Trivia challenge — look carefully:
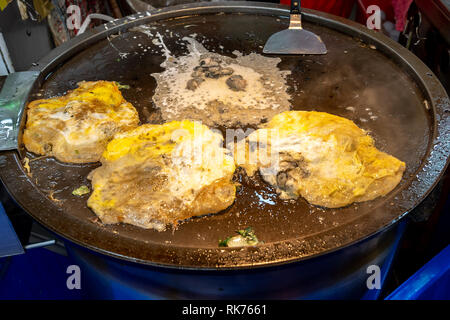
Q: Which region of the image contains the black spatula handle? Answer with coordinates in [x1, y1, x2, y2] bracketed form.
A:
[291, 0, 301, 15]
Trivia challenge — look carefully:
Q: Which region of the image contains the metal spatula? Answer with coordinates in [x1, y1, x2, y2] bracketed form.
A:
[263, 0, 327, 55]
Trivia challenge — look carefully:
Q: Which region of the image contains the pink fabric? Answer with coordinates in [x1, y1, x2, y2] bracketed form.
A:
[392, 0, 414, 31]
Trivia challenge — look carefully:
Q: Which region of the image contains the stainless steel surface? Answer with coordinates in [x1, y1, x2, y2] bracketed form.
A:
[263, 0, 327, 55]
[24, 239, 56, 250]
[0, 71, 39, 151]
[289, 14, 302, 29]
[263, 28, 328, 54]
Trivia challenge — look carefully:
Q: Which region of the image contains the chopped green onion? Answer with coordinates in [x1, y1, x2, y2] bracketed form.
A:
[114, 82, 130, 90]
[218, 227, 260, 247]
[72, 185, 90, 196]
[218, 236, 232, 247]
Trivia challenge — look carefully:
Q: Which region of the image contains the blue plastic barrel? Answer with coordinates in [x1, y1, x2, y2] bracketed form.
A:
[386, 245, 450, 300]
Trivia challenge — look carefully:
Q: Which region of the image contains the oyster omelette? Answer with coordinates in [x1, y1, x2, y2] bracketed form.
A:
[23, 80, 405, 231]
[87, 120, 236, 231]
[232, 111, 406, 208]
[23, 81, 139, 163]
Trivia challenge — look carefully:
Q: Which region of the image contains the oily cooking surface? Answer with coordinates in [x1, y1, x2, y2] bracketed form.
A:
[24, 13, 431, 248]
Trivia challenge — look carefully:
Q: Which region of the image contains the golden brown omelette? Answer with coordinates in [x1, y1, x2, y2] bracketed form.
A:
[87, 120, 237, 231]
[23, 81, 139, 163]
[231, 111, 406, 208]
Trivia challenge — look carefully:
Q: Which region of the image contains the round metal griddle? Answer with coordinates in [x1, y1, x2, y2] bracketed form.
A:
[0, 2, 449, 269]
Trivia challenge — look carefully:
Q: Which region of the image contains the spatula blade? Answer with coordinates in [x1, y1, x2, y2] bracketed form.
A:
[263, 29, 327, 55]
